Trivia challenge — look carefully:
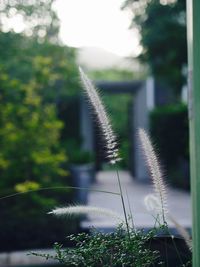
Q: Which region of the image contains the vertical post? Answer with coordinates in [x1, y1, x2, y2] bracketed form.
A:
[187, 0, 200, 266]
[132, 78, 155, 181]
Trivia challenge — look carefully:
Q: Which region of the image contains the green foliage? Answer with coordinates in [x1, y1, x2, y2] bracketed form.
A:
[103, 94, 132, 168]
[32, 225, 192, 266]
[68, 148, 94, 165]
[150, 104, 189, 189]
[0, 32, 80, 184]
[0, 71, 67, 188]
[0, 0, 60, 42]
[122, 0, 187, 96]
[0, 32, 80, 100]
[32, 226, 160, 267]
[0, 26, 80, 250]
[89, 68, 135, 81]
[0, 67, 78, 250]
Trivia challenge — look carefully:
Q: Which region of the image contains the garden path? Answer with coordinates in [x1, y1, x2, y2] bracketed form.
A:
[81, 170, 191, 232]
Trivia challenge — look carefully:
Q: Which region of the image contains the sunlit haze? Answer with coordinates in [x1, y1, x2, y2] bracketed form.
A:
[54, 0, 141, 57]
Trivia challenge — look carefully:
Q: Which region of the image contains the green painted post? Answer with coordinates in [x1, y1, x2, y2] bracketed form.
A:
[187, 0, 200, 266]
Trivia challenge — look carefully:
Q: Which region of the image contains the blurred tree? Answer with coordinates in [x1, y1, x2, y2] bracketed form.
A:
[0, 0, 81, 248]
[89, 68, 135, 81]
[0, 31, 80, 100]
[0, 68, 67, 192]
[0, 67, 79, 250]
[0, 29, 82, 192]
[122, 0, 187, 96]
[0, 31, 81, 158]
[0, 0, 59, 42]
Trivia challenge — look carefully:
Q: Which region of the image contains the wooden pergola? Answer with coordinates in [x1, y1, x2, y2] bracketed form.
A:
[187, 1, 200, 266]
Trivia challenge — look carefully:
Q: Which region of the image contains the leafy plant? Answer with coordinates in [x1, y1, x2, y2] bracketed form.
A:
[0, 68, 77, 251]
[33, 226, 160, 267]
[122, 0, 187, 97]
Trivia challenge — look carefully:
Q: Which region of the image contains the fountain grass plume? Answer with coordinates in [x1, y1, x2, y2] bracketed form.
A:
[168, 214, 192, 250]
[49, 205, 124, 222]
[79, 67, 120, 165]
[138, 128, 168, 224]
[79, 67, 130, 237]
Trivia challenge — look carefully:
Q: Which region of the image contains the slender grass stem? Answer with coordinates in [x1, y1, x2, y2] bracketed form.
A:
[126, 187, 135, 230]
[116, 169, 130, 239]
[0, 186, 120, 201]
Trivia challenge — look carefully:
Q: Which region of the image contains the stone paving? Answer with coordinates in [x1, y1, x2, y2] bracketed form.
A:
[0, 249, 57, 266]
[81, 170, 192, 231]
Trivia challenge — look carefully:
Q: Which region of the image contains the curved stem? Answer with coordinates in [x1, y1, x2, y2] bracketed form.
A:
[0, 186, 120, 201]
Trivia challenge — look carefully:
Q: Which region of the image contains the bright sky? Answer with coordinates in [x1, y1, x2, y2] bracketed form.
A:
[53, 0, 141, 57]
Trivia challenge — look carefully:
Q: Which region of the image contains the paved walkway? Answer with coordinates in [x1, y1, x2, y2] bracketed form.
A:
[81, 171, 191, 231]
[0, 249, 57, 266]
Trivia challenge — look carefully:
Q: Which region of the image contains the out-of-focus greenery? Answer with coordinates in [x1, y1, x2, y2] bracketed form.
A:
[0, 0, 60, 43]
[150, 104, 190, 190]
[103, 94, 132, 169]
[122, 0, 187, 97]
[0, 57, 79, 250]
[0, 71, 67, 188]
[0, 32, 80, 100]
[0, 5, 81, 248]
[90, 68, 135, 81]
[64, 139, 94, 164]
[0, 66, 78, 251]
[123, 0, 189, 185]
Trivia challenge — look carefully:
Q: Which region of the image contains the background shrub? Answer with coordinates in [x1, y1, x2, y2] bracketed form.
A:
[150, 104, 189, 190]
[0, 32, 81, 251]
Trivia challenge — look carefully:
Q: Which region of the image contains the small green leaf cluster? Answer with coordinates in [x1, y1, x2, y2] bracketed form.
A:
[38, 226, 160, 267]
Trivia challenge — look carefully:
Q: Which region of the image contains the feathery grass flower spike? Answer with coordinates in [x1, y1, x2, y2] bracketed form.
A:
[138, 128, 168, 223]
[79, 67, 121, 165]
[49, 205, 124, 223]
[79, 67, 130, 237]
[168, 214, 192, 250]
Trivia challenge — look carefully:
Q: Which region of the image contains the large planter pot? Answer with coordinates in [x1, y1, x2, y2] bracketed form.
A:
[147, 236, 191, 266]
[69, 163, 95, 205]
